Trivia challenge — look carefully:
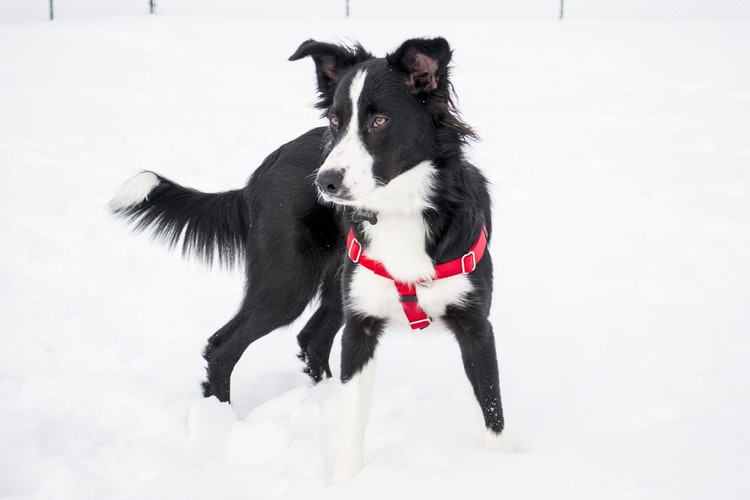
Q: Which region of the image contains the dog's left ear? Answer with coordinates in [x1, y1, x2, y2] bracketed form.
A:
[289, 40, 373, 110]
[386, 37, 452, 94]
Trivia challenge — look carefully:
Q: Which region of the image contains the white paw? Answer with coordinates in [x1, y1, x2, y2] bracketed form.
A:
[484, 430, 515, 453]
[332, 457, 363, 484]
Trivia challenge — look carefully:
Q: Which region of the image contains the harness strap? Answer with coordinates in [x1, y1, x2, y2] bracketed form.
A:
[346, 224, 487, 330]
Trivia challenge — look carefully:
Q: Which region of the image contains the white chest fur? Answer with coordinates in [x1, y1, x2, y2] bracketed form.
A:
[346, 213, 474, 326]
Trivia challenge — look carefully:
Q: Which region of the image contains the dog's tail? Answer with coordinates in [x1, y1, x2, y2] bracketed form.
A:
[110, 171, 248, 268]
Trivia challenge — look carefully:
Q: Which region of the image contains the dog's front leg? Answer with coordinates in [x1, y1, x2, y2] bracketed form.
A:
[444, 306, 510, 450]
[333, 316, 384, 483]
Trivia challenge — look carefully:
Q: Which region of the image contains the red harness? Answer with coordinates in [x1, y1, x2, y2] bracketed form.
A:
[346, 224, 488, 330]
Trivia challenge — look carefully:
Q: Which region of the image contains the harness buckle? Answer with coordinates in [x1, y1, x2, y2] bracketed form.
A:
[416, 277, 434, 288]
[461, 251, 477, 274]
[348, 237, 362, 264]
[409, 318, 432, 329]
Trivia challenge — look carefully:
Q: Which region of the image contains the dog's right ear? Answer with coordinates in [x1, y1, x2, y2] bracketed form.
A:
[289, 40, 373, 109]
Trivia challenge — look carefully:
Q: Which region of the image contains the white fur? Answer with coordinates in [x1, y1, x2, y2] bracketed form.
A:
[416, 274, 474, 319]
[359, 160, 438, 214]
[346, 161, 474, 325]
[326, 65, 482, 480]
[110, 171, 160, 210]
[364, 211, 433, 281]
[348, 264, 474, 327]
[333, 360, 376, 483]
[318, 70, 377, 203]
[359, 161, 439, 281]
[348, 267, 404, 320]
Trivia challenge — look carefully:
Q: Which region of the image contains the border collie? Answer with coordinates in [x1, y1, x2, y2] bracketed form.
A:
[111, 37, 507, 481]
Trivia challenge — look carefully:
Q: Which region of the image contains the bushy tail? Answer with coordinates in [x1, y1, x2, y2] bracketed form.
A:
[110, 171, 249, 268]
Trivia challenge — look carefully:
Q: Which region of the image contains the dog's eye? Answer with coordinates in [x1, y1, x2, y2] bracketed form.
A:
[371, 116, 388, 129]
[329, 116, 340, 129]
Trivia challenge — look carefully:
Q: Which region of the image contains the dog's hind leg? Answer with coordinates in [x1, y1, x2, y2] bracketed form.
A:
[202, 312, 253, 403]
[297, 263, 344, 382]
[202, 299, 315, 403]
[444, 306, 506, 439]
[202, 263, 322, 403]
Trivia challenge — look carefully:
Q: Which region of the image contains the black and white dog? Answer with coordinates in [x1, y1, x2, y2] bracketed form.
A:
[112, 37, 507, 481]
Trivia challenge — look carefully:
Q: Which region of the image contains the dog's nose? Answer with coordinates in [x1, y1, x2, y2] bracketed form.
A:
[316, 169, 344, 195]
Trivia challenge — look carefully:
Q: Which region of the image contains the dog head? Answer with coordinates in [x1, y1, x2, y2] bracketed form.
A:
[290, 38, 474, 212]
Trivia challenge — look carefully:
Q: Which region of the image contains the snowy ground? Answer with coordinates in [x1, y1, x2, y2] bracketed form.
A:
[1, 9, 749, 500]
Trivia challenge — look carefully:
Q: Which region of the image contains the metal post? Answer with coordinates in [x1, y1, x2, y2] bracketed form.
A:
[150, 0, 155, 15]
[346, 0, 350, 18]
[559, 0, 564, 20]
[49, 0, 54, 20]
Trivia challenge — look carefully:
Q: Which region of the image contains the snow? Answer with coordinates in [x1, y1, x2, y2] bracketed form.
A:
[1, 4, 750, 499]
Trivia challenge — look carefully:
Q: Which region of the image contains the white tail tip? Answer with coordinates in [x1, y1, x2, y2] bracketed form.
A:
[110, 171, 160, 210]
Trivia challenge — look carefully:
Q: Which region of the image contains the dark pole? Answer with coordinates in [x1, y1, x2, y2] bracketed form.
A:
[49, 0, 54, 20]
[346, 0, 350, 18]
[559, 0, 564, 20]
[150, 0, 155, 15]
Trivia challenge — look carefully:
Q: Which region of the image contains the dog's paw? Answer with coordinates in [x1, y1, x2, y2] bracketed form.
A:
[484, 430, 515, 454]
[332, 456, 363, 484]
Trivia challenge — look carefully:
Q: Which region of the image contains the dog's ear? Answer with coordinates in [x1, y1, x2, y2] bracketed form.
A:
[387, 37, 476, 140]
[289, 40, 373, 109]
[386, 37, 452, 94]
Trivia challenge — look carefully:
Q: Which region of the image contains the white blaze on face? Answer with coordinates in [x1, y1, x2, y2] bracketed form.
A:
[318, 69, 377, 204]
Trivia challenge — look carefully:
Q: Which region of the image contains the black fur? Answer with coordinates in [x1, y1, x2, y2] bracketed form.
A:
[111, 174, 249, 268]
[113, 128, 347, 401]
[112, 38, 504, 442]
[296, 37, 503, 437]
[288, 40, 374, 112]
